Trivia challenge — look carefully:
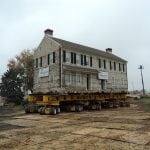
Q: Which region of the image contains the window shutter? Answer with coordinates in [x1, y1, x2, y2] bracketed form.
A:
[104, 60, 106, 69]
[81, 54, 83, 65]
[74, 53, 76, 64]
[84, 55, 86, 65]
[53, 52, 55, 63]
[90, 56, 92, 67]
[99, 59, 101, 68]
[71, 52, 73, 64]
[40, 57, 42, 67]
[36, 58, 38, 68]
[48, 54, 50, 65]
[63, 51, 66, 62]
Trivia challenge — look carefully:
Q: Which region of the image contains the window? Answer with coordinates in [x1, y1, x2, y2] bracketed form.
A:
[110, 61, 112, 70]
[65, 73, 70, 85]
[40, 57, 42, 67]
[71, 73, 76, 84]
[90, 56, 92, 67]
[84, 55, 90, 66]
[76, 54, 81, 65]
[104, 60, 106, 69]
[114, 62, 116, 71]
[48, 52, 55, 64]
[99, 59, 101, 68]
[36, 58, 38, 68]
[66, 52, 71, 63]
[76, 74, 81, 84]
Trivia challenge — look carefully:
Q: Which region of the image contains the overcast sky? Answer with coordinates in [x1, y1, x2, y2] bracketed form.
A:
[0, 0, 150, 91]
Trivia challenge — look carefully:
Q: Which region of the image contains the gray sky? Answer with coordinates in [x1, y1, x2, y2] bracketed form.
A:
[0, 0, 150, 91]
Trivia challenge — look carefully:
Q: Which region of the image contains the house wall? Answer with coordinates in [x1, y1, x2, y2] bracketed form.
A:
[33, 35, 61, 93]
[62, 49, 128, 93]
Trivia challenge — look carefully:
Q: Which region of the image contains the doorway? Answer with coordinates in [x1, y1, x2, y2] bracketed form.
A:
[87, 74, 90, 90]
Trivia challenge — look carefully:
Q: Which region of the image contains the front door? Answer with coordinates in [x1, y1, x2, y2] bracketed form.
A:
[87, 74, 90, 90]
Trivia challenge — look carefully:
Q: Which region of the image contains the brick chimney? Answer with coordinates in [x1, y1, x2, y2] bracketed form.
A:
[44, 29, 53, 36]
[106, 48, 112, 53]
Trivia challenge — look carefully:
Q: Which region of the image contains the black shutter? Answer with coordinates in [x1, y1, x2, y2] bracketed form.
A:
[99, 59, 101, 68]
[74, 53, 76, 64]
[63, 51, 66, 62]
[90, 56, 92, 67]
[36, 58, 38, 68]
[104, 60, 106, 69]
[114, 62, 116, 70]
[81, 54, 83, 65]
[84, 55, 86, 65]
[71, 52, 73, 64]
[40, 57, 42, 67]
[53, 52, 55, 63]
[48, 54, 50, 65]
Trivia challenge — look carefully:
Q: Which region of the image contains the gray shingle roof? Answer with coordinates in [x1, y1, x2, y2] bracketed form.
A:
[52, 37, 127, 62]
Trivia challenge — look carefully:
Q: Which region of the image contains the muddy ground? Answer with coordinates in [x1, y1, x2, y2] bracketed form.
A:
[0, 101, 150, 150]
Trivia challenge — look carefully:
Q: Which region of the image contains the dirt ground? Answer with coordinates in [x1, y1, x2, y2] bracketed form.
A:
[0, 101, 150, 150]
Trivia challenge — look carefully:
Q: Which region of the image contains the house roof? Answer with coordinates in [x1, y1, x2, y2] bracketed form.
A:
[52, 37, 127, 62]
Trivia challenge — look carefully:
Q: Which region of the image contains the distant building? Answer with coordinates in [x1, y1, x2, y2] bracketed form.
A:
[33, 29, 128, 93]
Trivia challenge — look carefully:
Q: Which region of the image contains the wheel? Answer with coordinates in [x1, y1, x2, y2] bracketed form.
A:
[96, 104, 101, 110]
[40, 107, 45, 115]
[56, 107, 60, 113]
[51, 108, 57, 115]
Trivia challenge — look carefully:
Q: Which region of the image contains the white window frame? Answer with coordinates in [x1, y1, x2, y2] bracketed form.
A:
[65, 73, 70, 85]
[76, 54, 81, 65]
[86, 56, 90, 66]
[66, 52, 71, 63]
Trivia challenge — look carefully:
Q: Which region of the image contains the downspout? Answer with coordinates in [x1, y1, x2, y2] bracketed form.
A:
[59, 47, 62, 88]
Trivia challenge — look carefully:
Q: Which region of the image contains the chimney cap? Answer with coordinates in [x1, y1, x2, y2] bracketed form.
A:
[44, 29, 53, 36]
[106, 48, 112, 53]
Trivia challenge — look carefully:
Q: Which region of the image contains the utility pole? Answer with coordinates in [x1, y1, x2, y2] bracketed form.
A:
[138, 65, 145, 95]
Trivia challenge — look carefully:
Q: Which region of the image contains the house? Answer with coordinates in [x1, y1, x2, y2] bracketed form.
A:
[33, 29, 128, 94]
